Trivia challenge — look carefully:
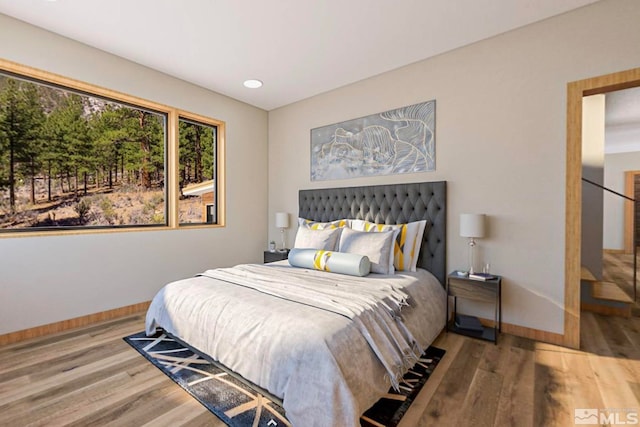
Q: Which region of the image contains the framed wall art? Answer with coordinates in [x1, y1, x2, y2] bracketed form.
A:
[310, 100, 435, 181]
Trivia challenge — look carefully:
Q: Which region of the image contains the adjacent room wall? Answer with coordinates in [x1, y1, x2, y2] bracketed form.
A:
[581, 95, 605, 279]
[0, 14, 269, 335]
[268, 0, 640, 334]
[603, 151, 640, 250]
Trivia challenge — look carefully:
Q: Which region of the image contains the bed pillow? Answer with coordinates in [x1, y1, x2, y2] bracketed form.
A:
[298, 218, 350, 230]
[293, 226, 342, 251]
[288, 248, 371, 277]
[351, 219, 428, 272]
[338, 227, 396, 274]
[410, 220, 431, 271]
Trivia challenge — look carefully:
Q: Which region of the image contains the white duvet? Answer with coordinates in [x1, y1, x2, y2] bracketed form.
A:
[145, 261, 446, 427]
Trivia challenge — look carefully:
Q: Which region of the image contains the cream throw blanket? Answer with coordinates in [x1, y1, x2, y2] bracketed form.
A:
[146, 263, 446, 426]
[200, 264, 421, 389]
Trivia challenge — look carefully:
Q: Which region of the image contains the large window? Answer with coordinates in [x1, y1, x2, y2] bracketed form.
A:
[0, 60, 224, 235]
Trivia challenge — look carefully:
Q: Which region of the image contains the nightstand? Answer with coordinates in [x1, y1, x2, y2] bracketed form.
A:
[446, 272, 502, 344]
[264, 250, 289, 264]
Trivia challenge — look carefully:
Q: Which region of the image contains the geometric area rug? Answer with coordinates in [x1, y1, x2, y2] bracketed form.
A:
[124, 330, 445, 427]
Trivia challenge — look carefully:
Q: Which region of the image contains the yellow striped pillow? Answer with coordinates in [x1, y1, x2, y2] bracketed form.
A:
[298, 218, 350, 230]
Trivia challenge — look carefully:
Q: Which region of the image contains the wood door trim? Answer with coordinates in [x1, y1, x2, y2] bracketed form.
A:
[624, 171, 640, 253]
[566, 67, 640, 349]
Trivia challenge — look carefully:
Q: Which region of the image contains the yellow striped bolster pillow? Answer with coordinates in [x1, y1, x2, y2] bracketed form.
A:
[288, 248, 371, 277]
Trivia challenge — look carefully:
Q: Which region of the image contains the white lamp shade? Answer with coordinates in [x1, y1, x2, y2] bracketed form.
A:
[460, 213, 485, 238]
[275, 212, 289, 229]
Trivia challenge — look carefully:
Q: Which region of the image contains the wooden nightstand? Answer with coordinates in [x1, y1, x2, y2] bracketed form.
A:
[446, 272, 502, 344]
[264, 250, 289, 264]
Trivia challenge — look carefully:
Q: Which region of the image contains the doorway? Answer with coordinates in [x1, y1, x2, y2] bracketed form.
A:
[624, 171, 640, 253]
[565, 67, 640, 349]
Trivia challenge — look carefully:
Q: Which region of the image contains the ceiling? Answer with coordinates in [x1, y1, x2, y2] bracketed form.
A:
[605, 87, 640, 154]
[606, 87, 640, 128]
[0, 0, 600, 111]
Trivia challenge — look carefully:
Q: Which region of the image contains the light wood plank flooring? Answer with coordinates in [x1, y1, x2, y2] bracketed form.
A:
[0, 312, 638, 427]
[603, 250, 640, 315]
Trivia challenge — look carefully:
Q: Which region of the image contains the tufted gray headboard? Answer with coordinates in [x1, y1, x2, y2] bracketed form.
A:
[299, 181, 447, 285]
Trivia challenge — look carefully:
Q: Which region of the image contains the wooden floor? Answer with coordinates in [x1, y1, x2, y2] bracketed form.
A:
[603, 250, 640, 315]
[0, 313, 638, 427]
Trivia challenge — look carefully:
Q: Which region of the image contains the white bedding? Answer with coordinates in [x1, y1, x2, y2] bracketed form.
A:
[145, 261, 446, 427]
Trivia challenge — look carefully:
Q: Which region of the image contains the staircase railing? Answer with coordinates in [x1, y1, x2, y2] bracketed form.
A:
[582, 177, 637, 302]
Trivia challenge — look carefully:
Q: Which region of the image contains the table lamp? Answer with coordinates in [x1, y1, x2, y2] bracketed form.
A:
[275, 212, 290, 252]
[460, 213, 485, 274]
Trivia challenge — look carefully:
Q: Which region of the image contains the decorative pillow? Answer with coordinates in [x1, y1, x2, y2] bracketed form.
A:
[338, 227, 396, 275]
[350, 219, 428, 272]
[411, 220, 431, 271]
[293, 226, 342, 251]
[288, 248, 371, 277]
[298, 218, 350, 230]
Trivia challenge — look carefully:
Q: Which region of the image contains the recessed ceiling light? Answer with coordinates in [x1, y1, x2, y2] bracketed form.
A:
[243, 79, 263, 89]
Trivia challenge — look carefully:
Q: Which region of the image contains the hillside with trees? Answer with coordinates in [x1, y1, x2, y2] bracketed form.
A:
[0, 74, 172, 229]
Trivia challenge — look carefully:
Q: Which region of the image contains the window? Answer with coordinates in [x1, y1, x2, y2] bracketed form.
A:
[0, 60, 224, 235]
[178, 116, 218, 225]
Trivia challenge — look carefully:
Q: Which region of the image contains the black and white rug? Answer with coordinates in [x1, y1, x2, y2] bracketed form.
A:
[124, 331, 444, 427]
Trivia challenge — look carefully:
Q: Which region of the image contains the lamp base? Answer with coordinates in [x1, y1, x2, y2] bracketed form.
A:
[468, 238, 477, 275]
[279, 228, 287, 252]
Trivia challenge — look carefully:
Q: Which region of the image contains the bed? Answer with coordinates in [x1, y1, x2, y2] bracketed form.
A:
[145, 181, 447, 427]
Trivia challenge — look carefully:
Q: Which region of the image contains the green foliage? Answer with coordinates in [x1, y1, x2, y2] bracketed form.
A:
[0, 70, 169, 227]
[150, 193, 164, 206]
[43, 94, 92, 190]
[74, 198, 91, 224]
[99, 196, 117, 224]
[143, 199, 156, 215]
[151, 212, 165, 224]
[179, 120, 215, 189]
[0, 78, 46, 207]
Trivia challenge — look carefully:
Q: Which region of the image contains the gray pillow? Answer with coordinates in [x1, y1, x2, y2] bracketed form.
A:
[293, 226, 342, 251]
[288, 248, 371, 277]
[338, 227, 396, 274]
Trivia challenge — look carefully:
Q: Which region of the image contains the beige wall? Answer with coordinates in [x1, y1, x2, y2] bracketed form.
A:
[0, 14, 268, 334]
[268, 0, 640, 334]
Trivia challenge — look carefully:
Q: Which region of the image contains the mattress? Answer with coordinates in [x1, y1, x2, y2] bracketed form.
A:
[145, 261, 446, 427]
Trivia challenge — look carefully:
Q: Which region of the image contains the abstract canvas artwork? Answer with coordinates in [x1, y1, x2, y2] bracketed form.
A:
[310, 100, 435, 181]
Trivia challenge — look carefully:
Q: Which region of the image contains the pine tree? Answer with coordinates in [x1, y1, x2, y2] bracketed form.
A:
[179, 120, 215, 190]
[16, 82, 46, 204]
[0, 79, 46, 210]
[89, 104, 128, 189]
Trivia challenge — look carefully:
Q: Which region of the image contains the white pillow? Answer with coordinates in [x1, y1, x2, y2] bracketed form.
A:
[338, 227, 396, 274]
[351, 219, 428, 272]
[293, 226, 342, 251]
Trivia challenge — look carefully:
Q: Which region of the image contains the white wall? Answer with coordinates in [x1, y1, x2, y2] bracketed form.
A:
[268, 0, 640, 334]
[606, 124, 640, 154]
[0, 15, 269, 335]
[581, 95, 605, 279]
[603, 151, 640, 249]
